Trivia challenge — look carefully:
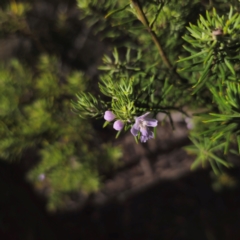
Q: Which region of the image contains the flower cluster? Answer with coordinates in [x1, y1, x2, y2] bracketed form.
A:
[104, 111, 158, 143]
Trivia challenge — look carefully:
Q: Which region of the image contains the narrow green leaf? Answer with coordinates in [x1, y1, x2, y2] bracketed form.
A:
[103, 55, 112, 63]
[182, 35, 194, 43]
[98, 66, 113, 71]
[180, 66, 203, 72]
[126, 48, 131, 63]
[218, 62, 225, 83]
[115, 130, 121, 139]
[209, 113, 240, 118]
[113, 48, 119, 64]
[192, 56, 213, 92]
[224, 58, 235, 76]
[177, 50, 207, 63]
[228, 13, 238, 25]
[103, 121, 110, 128]
[184, 145, 199, 154]
[210, 142, 226, 152]
[104, 4, 129, 18]
[233, 15, 240, 28]
[208, 153, 231, 167]
[212, 7, 217, 15]
[161, 84, 173, 98]
[191, 157, 202, 170]
[182, 45, 198, 54]
[186, 26, 201, 39]
[206, 10, 211, 23]
[203, 49, 213, 64]
[224, 132, 231, 154]
[228, 5, 233, 20]
[199, 14, 210, 30]
[189, 137, 201, 148]
[209, 160, 220, 175]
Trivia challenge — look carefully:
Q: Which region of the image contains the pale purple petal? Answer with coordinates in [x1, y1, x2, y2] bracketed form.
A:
[136, 112, 151, 120]
[148, 131, 154, 139]
[140, 134, 154, 142]
[104, 110, 116, 121]
[140, 128, 154, 138]
[130, 123, 140, 136]
[113, 120, 124, 131]
[140, 133, 154, 142]
[145, 118, 158, 127]
[140, 135, 148, 143]
[140, 128, 149, 136]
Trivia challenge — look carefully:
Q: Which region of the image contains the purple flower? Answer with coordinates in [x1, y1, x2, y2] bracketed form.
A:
[130, 112, 158, 143]
[104, 110, 116, 121]
[113, 120, 124, 131]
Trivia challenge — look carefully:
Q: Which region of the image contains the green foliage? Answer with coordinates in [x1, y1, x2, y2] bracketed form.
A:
[78, 0, 200, 64]
[72, 46, 177, 141]
[178, 7, 240, 92]
[76, 0, 122, 37]
[35, 141, 121, 211]
[175, 5, 240, 170]
[0, 56, 121, 211]
[0, 2, 31, 35]
[75, 1, 240, 172]
[72, 92, 105, 119]
[74, 0, 200, 142]
[186, 135, 233, 174]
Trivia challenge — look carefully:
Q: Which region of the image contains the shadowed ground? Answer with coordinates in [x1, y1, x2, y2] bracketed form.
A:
[1, 159, 240, 240]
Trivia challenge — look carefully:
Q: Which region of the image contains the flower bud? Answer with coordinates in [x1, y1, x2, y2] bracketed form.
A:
[113, 120, 124, 131]
[104, 110, 116, 121]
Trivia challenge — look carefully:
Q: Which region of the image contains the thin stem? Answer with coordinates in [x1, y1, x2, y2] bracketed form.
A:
[131, 0, 171, 68]
[149, 2, 164, 30]
[130, 0, 187, 83]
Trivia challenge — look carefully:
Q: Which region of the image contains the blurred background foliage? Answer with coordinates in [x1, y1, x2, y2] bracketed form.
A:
[0, 54, 122, 211]
[0, 0, 122, 211]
